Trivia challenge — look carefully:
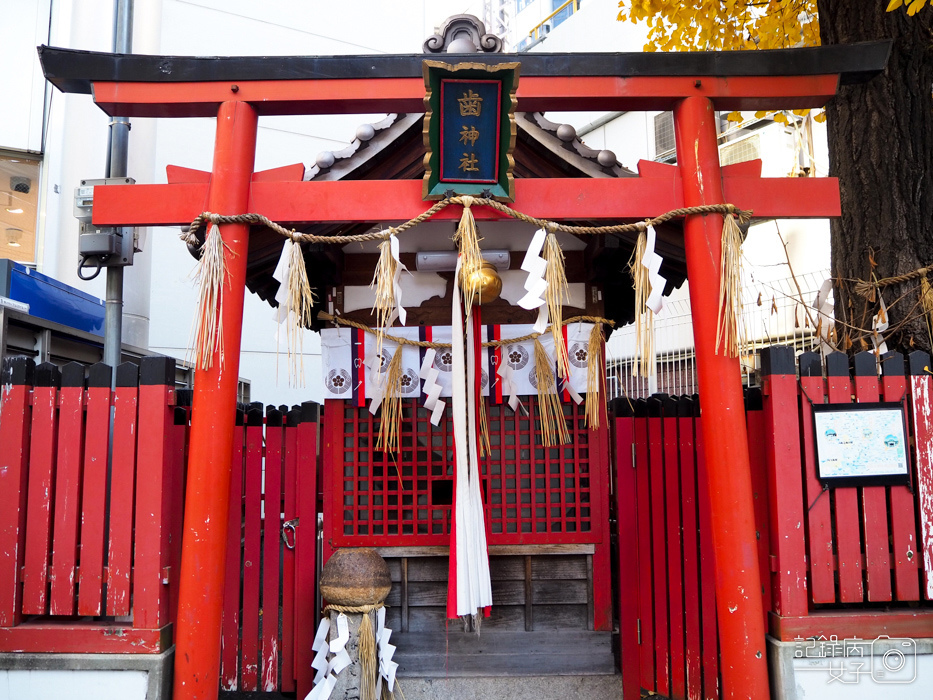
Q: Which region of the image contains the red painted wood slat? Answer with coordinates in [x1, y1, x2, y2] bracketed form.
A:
[77, 377, 113, 616]
[22, 368, 60, 616]
[746, 404, 773, 625]
[908, 353, 933, 600]
[799, 363, 835, 604]
[107, 372, 138, 617]
[761, 349, 808, 616]
[134, 359, 175, 629]
[296, 403, 321, 700]
[49, 375, 85, 616]
[663, 407, 685, 700]
[591, 401, 613, 632]
[633, 406, 655, 690]
[0, 359, 34, 627]
[696, 417, 721, 700]
[281, 413, 299, 693]
[648, 404, 669, 696]
[261, 413, 285, 691]
[240, 412, 264, 691]
[168, 407, 188, 625]
[853, 360, 892, 602]
[221, 415, 245, 691]
[678, 406, 702, 700]
[826, 360, 864, 603]
[882, 355, 920, 601]
[612, 409, 640, 700]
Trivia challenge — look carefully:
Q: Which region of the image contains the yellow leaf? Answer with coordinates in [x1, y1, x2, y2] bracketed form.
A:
[813, 111, 827, 123]
[907, 0, 926, 15]
[886, 0, 903, 10]
[754, 110, 768, 119]
[725, 110, 743, 122]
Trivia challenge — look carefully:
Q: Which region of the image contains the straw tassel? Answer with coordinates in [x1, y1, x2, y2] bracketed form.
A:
[716, 213, 745, 357]
[376, 349, 404, 453]
[358, 611, 378, 700]
[191, 222, 232, 371]
[479, 396, 491, 458]
[453, 196, 484, 319]
[628, 230, 654, 377]
[371, 234, 398, 357]
[543, 232, 572, 379]
[533, 338, 570, 447]
[585, 323, 606, 430]
[284, 240, 316, 385]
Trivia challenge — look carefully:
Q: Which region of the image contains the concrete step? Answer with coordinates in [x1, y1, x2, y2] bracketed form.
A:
[397, 674, 626, 700]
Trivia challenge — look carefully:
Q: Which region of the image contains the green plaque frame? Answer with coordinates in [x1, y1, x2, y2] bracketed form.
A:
[422, 60, 520, 202]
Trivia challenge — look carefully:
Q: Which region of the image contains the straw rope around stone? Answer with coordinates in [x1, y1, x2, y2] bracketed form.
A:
[853, 263, 933, 301]
[180, 200, 752, 249]
[323, 603, 386, 614]
[316, 311, 615, 349]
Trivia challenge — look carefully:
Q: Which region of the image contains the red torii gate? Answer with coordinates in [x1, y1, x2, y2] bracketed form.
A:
[40, 41, 890, 700]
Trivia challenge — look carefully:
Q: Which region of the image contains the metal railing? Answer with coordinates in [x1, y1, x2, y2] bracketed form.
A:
[606, 269, 831, 400]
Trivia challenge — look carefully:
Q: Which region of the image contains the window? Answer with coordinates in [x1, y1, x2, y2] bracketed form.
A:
[1, 153, 40, 264]
[653, 112, 676, 162]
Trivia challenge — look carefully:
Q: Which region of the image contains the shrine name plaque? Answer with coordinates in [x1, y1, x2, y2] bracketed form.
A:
[423, 60, 519, 202]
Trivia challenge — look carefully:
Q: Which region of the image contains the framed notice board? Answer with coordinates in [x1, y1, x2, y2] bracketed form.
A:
[812, 402, 910, 487]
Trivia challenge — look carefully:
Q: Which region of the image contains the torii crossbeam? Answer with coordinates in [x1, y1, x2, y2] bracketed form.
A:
[40, 41, 890, 700]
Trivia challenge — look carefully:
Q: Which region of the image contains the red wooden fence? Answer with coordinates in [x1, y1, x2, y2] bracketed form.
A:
[0, 356, 182, 653]
[613, 392, 767, 700]
[612, 346, 933, 700]
[0, 351, 321, 695]
[219, 400, 320, 697]
[761, 347, 933, 642]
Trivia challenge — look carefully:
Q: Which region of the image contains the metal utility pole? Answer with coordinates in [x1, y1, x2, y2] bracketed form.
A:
[103, 0, 133, 370]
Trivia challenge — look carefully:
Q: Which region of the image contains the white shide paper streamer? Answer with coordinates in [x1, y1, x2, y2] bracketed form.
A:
[641, 225, 667, 315]
[517, 228, 550, 333]
[419, 348, 446, 426]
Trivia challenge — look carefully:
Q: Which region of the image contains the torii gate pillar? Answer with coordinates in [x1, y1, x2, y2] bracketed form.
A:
[675, 95, 769, 698]
[173, 100, 258, 699]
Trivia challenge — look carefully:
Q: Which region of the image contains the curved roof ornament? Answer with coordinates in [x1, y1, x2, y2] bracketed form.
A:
[423, 14, 503, 54]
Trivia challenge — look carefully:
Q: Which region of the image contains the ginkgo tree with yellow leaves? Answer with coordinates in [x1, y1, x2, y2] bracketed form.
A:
[618, 0, 933, 353]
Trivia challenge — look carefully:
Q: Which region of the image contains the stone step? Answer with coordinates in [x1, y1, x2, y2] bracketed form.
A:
[398, 675, 627, 700]
[393, 630, 616, 676]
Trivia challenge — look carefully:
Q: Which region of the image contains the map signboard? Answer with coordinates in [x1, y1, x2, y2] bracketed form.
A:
[812, 402, 909, 486]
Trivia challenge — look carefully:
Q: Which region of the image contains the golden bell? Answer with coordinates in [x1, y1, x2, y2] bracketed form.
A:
[460, 260, 503, 305]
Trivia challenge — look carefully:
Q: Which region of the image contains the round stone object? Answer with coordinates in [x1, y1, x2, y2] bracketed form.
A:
[320, 547, 391, 606]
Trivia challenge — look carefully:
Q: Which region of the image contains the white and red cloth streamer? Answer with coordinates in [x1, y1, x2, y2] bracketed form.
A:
[447, 257, 493, 620]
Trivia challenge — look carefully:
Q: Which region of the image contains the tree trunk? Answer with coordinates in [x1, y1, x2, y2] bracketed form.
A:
[819, 1, 933, 353]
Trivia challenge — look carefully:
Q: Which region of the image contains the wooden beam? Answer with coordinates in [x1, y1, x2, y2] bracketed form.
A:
[0, 622, 171, 653]
[770, 610, 933, 642]
[92, 176, 840, 228]
[90, 75, 841, 118]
